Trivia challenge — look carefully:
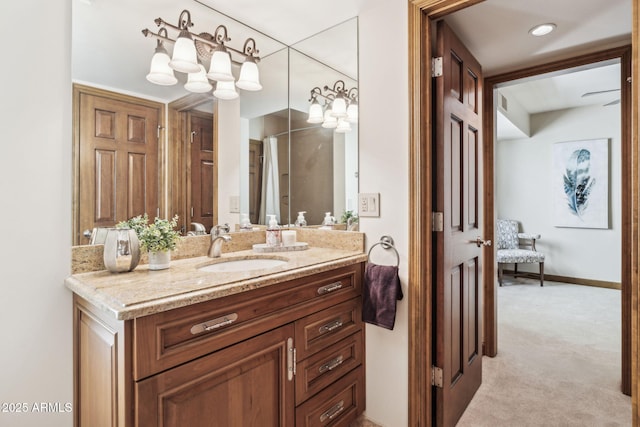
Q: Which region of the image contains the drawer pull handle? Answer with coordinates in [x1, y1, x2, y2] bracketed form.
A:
[317, 281, 343, 295]
[190, 313, 238, 335]
[320, 400, 345, 422]
[319, 319, 343, 334]
[319, 355, 344, 374]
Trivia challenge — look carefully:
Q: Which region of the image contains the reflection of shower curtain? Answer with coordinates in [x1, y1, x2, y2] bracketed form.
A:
[259, 136, 280, 224]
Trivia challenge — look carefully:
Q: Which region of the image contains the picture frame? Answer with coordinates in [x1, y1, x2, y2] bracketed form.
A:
[551, 138, 609, 229]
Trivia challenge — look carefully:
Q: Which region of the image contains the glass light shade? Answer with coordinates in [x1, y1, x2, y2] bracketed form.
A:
[322, 110, 338, 129]
[214, 80, 239, 100]
[330, 95, 348, 118]
[168, 31, 200, 74]
[307, 101, 324, 124]
[206, 47, 234, 82]
[184, 65, 213, 93]
[146, 45, 177, 86]
[236, 60, 262, 91]
[346, 102, 359, 123]
[336, 118, 352, 133]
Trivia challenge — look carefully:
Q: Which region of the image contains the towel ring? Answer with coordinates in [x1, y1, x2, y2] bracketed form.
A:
[367, 235, 400, 268]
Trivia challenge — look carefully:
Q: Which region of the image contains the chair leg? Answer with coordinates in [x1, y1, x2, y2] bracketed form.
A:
[514, 263, 518, 276]
[498, 263, 503, 286]
[540, 262, 544, 287]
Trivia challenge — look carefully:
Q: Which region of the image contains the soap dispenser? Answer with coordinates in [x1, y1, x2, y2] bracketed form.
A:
[294, 211, 307, 227]
[266, 214, 282, 247]
[239, 213, 252, 231]
[320, 212, 336, 230]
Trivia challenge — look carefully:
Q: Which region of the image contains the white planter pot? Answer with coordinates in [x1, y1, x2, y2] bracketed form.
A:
[148, 250, 171, 270]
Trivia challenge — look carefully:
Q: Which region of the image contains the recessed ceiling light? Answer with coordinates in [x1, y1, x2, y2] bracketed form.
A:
[529, 23, 557, 37]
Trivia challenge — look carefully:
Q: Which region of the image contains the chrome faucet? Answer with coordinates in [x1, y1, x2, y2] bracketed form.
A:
[208, 224, 231, 258]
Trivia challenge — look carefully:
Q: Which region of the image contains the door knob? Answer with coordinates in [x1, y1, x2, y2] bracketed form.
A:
[83, 229, 92, 238]
[470, 237, 491, 247]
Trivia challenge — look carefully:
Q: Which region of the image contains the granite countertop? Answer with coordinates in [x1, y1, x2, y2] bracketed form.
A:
[66, 246, 367, 321]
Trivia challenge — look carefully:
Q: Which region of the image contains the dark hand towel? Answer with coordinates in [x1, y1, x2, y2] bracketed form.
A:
[362, 263, 403, 330]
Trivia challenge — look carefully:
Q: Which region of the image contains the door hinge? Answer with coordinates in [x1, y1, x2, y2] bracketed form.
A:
[157, 125, 164, 139]
[432, 212, 444, 232]
[431, 366, 443, 388]
[432, 57, 443, 77]
[190, 206, 194, 218]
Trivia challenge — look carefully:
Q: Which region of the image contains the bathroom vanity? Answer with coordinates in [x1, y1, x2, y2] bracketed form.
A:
[66, 232, 367, 427]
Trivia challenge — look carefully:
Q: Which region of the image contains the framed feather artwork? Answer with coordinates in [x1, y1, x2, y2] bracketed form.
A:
[552, 138, 609, 229]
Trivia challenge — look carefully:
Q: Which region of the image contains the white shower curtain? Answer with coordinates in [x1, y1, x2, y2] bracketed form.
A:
[259, 136, 280, 224]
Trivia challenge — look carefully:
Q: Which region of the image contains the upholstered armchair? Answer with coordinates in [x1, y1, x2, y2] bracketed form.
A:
[496, 219, 545, 286]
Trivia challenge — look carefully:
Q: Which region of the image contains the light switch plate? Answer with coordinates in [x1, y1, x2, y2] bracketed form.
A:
[229, 196, 240, 213]
[358, 193, 380, 217]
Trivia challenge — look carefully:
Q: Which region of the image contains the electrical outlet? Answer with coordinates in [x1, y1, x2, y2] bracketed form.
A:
[358, 193, 380, 217]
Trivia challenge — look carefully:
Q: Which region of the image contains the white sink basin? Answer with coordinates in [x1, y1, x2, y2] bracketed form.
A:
[198, 258, 288, 273]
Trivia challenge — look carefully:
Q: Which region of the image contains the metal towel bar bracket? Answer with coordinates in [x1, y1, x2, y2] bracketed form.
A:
[367, 235, 400, 267]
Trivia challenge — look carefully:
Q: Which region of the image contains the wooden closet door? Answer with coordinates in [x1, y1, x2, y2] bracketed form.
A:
[189, 112, 215, 232]
[77, 92, 159, 244]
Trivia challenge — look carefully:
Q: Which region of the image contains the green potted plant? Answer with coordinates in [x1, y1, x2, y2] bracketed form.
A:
[340, 210, 359, 231]
[118, 214, 180, 270]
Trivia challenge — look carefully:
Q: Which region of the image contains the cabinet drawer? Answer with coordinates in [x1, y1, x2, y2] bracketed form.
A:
[295, 298, 362, 361]
[296, 332, 363, 405]
[295, 366, 364, 427]
[133, 263, 362, 380]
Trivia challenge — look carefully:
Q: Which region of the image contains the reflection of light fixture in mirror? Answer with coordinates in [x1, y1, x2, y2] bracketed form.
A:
[236, 39, 262, 91]
[335, 118, 352, 133]
[207, 26, 234, 82]
[321, 110, 338, 129]
[141, 9, 262, 96]
[184, 64, 213, 93]
[146, 28, 178, 86]
[307, 98, 324, 124]
[307, 81, 358, 131]
[213, 80, 239, 100]
[346, 88, 359, 123]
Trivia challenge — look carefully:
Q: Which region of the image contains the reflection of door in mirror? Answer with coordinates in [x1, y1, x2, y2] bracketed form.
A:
[73, 85, 163, 245]
[188, 111, 215, 233]
[248, 139, 263, 225]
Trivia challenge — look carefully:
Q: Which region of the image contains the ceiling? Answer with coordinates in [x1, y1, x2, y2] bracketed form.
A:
[73, 0, 632, 117]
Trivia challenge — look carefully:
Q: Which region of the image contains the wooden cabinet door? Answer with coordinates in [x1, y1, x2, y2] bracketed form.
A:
[188, 111, 215, 232]
[136, 324, 295, 427]
[76, 90, 160, 244]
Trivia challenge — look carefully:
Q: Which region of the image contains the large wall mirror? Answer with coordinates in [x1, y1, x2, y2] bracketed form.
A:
[72, 0, 358, 244]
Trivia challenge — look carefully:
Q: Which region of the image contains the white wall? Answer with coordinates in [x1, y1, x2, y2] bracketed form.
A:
[497, 104, 621, 282]
[359, 1, 409, 425]
[0, 1, 73, 426]
[217, 98, 242, 226]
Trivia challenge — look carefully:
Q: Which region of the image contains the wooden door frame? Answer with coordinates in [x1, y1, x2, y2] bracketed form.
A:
[483, 46, 632, 393]
[408, 1, 640, 425]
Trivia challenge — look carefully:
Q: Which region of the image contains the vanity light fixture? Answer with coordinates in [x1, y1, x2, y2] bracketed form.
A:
[307, 80, 358, 132]
[528, 23, 556, 37]
[141, 9, 262, 98]
[145, 28, 178, 86]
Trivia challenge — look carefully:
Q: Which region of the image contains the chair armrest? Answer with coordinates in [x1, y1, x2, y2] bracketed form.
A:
[517, 233, 541, 240]
[517, 233, 540, 251]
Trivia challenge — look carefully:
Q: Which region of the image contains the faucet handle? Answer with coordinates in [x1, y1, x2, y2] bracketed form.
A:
[212, 223, 230, 237]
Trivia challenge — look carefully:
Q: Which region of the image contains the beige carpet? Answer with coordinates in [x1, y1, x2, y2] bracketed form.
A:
[457, 278, 631, 427]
